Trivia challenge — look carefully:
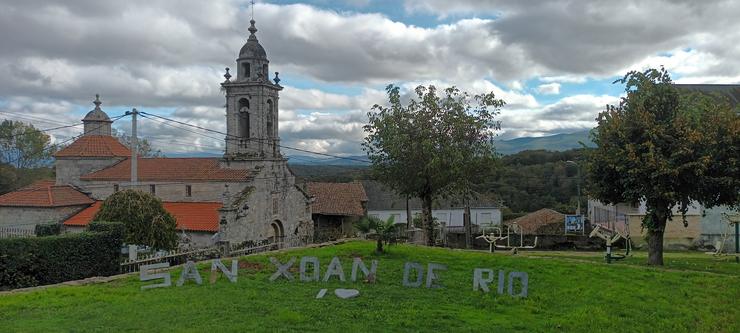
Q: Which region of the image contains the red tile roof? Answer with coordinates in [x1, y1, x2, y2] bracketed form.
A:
[80, 158, 251, 182]
[307, 182, 368, 217]
[54, 135, 131, 158]
[64, 201, 222, 232]
[505, 208, 566, 235]
[0, 180, 94, 207]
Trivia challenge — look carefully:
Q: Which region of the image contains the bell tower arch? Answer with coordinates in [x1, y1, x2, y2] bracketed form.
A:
[222, 19, 283, 160]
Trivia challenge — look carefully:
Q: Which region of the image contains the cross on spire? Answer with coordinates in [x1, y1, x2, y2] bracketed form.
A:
[250, 0, 255, 20]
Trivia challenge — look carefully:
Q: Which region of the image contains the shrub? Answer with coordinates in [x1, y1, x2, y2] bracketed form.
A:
[94, 190, 178, 250]
[34, 223, 61, 236]
[0, 222, 124, 290]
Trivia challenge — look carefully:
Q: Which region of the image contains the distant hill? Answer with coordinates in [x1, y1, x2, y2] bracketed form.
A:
[164, 131, 593, 163]
[495, 131, 594, 155]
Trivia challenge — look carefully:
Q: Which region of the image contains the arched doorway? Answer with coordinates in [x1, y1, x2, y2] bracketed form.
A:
[270, 220, 285, 246]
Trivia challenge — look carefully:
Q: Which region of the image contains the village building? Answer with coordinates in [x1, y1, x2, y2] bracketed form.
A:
[363, 181, 502, 228]
[0, 19, 313, 247]
[306, 182, 368, 242]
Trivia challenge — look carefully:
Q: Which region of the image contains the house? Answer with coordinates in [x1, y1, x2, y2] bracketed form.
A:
[0, 19, 313, 248]
[505, 208, 566, 235]
[307, 182, 368, 242]
[64, 201, 222, 246]
[363, 181, 502, 227]
[0, 180, 94, 231]
[588, 199, 703, 248]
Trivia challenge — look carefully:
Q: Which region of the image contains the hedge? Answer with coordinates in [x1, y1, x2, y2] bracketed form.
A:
[0, 222, 124, 290]
[34, 223, 61, 237]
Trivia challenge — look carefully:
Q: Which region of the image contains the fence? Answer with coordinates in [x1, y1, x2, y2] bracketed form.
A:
[0, 227, 35, 239]
[120, 235, 313, 273]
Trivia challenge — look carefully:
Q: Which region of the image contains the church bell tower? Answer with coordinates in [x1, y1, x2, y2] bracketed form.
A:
[222, 19, 283, 160]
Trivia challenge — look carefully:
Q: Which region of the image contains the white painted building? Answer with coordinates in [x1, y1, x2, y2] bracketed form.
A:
[368, 207, 501, 227]
[363, 181, 502, 227]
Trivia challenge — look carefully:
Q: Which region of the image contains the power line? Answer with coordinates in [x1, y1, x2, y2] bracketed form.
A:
[2, 114, 128, 166]
[139, 111, 371, 164]
[0, 122, 83, 140]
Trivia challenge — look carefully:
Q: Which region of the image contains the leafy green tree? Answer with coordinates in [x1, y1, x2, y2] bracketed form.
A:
[94, 190, 178, 250]
[112, 128, 164, 157]
[364, 85, 504, 245]
[354, 216, 397, 253]
[587, 68, 740, 265]
[0, 120, 57, 168]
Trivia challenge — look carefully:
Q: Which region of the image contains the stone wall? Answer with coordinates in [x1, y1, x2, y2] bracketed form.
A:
[82, 180, 248, 202]
[0, 205, 89, 230]
[56, 158, 124, 186]
[219, 159, 312, 244]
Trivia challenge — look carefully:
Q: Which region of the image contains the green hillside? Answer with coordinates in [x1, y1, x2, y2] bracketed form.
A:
[1, 241, 737, 332]
[495, 131, 594, 155]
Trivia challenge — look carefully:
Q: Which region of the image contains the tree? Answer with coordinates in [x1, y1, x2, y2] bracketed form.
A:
[587, 67, 740, 265]
[354, 216, 397, 253]
[364, 85, 503, 245]
[112, 128, 164, 157]
[0, 120, 57, 168]
[93, 189, 178, 250]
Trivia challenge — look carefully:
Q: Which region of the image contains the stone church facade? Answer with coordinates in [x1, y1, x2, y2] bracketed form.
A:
[0, 19, 313, 247]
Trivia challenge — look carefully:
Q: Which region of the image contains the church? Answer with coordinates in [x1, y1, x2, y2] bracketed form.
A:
[0, 19, 314, 247]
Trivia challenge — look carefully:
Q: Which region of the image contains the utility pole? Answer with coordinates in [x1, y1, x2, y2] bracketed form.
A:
[566, 160, 582, 233]
[127, 108, 139, 186]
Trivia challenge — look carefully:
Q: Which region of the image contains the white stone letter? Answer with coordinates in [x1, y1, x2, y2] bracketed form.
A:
[269, 257, 296, 281]
[351, 257, 377, 282]
[473, 268, 494, 292]
[177, 261, 203, 286]
[323, 257, 346, 282]
[140, 262, 171, 290]
[426, 263, 447, 288]
[508, 271, 529, 298]
[402, 262, 424, 288]
[300, 256, 320, 282]
[211, 259, 238, 283]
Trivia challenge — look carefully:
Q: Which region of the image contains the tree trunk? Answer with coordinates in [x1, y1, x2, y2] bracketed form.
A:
[376, 237, 383, 253]
[422, 194, 434, 246]
[646, 211, 667, 266]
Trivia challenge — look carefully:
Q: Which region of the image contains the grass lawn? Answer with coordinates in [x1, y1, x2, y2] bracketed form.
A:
[0, 241, 738, 332]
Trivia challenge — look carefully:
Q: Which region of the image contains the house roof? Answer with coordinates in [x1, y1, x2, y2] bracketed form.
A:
[80, 158, 251, 182]
[307, 182, 368, 217]
[362, 180, 499, 211]
[54, 135, 131, 158]
[0, 180, 94, 207]
[64, 201, 222, 232]
[505, 208, 565, 235]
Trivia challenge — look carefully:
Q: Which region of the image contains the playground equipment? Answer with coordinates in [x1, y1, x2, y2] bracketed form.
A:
[589, 224, 631, 263]
[477, 223, 537, 253]
[476, 227, 507, 253]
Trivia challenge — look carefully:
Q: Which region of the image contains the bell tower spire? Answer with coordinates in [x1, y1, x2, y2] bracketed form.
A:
[221, 14, 283, 161]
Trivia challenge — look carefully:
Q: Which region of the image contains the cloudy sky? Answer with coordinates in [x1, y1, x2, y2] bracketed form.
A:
[1, 0, 738, 156]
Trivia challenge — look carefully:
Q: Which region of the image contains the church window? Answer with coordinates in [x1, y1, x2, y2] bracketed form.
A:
[273, 197, 279, 215]
[186, 185, 192, 197]
[243, 62, 250, 79]
[263, 64, 268, 79]
[266, 100, 274, 138]
[150, 184, 156, 194]
[239, 98, 250, 138]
